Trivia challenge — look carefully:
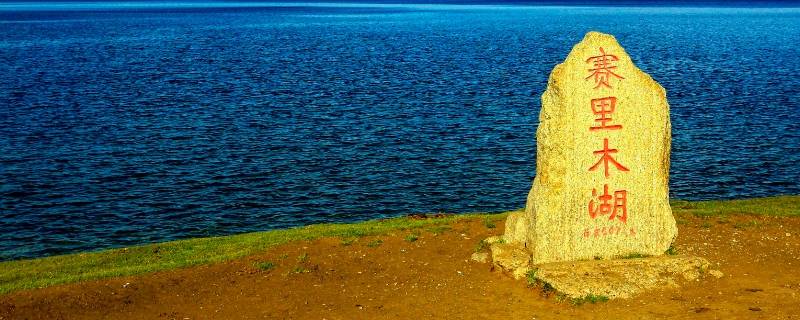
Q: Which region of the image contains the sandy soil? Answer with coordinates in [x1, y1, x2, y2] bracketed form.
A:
[2, 213, 800, 320]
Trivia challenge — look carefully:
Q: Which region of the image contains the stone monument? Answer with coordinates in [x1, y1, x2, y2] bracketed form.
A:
[480, 31, 714, 299]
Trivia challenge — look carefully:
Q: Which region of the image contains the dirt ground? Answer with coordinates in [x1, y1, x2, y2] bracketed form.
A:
[2, 213, 800, 320]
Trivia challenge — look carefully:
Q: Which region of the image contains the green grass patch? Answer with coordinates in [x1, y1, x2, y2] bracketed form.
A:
[525, 268, 556, 295]
[0, 210, 518, 295]
[474, 239, 489, 253]
[289, 266, 309, 274]
[665, 245, 678, 256]
[338, 229, 368, 238]
[671, 195, 800, 217]
[426, 225, 451, 235]
[404, 234, 419, 242]
[366, 239, 383, 248]
[733, 220, 760, 229]
[571, 294, 610, 305]
[525, 269, 539, 287]
[483, 217, 496, 229]
[340, 238, 357, 246]
[254, 261, 275, 271]
[297, 253, 309, 263]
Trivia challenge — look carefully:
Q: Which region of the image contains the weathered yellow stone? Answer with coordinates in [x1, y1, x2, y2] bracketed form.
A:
[534, 256, 710, 299]
[504, 31, 677, 264]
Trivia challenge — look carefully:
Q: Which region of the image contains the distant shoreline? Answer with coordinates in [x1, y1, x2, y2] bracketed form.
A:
[2, 1, 800, 11]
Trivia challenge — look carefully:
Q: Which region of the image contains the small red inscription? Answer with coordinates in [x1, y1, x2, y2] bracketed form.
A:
[582, 226, 636, 238]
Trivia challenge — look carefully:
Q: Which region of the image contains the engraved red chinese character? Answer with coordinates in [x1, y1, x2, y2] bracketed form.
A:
[585, 47, 624, 89]
[588, 184, 628, 223]
[589, 138, 629, 177]
[590, 97, 622, 131]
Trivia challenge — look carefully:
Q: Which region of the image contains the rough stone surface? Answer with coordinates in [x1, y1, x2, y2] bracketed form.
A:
[534, 256, 710, 299]
[489, 243, 531, 280]
[470, 252, 489, 263]
[504, 31, 677, 264]
[483, 235, 504, 245]
[502, 211, 527, 244]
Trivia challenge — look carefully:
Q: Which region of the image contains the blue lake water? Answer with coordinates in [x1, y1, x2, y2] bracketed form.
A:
[1, 2, 799, 260]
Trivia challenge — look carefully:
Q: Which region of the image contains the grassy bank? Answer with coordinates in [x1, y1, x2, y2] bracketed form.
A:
[0, 211, 509, 294]
[1, 196, 798, 295]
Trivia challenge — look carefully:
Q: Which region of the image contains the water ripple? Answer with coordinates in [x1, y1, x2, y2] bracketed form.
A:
[1, 5, 799, 260]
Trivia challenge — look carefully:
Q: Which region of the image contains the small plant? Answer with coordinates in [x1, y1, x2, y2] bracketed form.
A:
[474, 240, 489, 253]
[526, 268, 557, 296]
[483, 217, 496, 229]
[525, 269, 539, 287]
[254, 261, 275, 271]
[590, 295, 610, 303]
[290, 266, 308, 274]
[279, 253, 289, 259]
[405, 234, 419, 242]
[366, 239, 383, 248]
[571, 294, 609, 305]
[298, 253, 309, 263]
[665, 245, 678, 255]
[541, 282, 556, 295]
[700, 221, 712, 228]
[733, 220, 759, 229]
[340, 238, 356, 246]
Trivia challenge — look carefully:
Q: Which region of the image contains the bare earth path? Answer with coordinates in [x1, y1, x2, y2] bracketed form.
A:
[2, 213, 800, 319]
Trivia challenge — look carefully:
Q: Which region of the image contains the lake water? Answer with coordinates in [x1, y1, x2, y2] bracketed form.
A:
[1, 2, 799, 260]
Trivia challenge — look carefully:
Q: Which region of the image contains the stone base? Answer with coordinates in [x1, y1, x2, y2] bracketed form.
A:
[478, 239, 715, 299]
[488, 241, 531, 280]
[533, 256, 711, 299]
